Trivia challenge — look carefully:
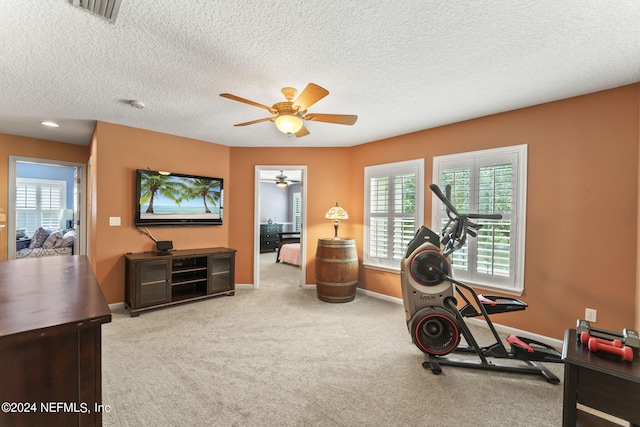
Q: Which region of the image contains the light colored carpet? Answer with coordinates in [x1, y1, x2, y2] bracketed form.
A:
[102, 253, 565, 426]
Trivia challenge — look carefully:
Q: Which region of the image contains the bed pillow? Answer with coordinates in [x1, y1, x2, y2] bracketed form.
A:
[61, 230, 77, 247]
[29, 227, 52, 248]
[42, 231, 64, 248]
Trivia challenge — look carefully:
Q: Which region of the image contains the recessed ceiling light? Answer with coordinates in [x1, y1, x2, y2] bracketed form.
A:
[40, 121, 60, 128]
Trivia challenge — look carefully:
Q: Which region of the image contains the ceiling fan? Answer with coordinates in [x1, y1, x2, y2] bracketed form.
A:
[273, 170, 304, 188]
[220, 83, 357, 137]
[275, 171, 289, 188]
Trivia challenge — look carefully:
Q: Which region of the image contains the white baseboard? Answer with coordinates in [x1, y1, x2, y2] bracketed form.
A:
[238, 284, 315, 289]
[356, 287, 404, 304]
[355, 287, 563, 349]
[109, 302, 125, 311]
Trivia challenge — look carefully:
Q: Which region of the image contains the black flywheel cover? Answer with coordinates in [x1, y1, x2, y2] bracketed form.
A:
[410, 249, 450, 286]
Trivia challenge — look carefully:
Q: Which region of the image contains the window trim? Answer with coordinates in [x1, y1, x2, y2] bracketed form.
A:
[364, 158, 424, 272]
[432, 145, 527, 294]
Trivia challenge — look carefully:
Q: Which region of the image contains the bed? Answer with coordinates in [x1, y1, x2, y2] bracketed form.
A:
[276, 232, 301, 266]
[15, 227, 76, 259]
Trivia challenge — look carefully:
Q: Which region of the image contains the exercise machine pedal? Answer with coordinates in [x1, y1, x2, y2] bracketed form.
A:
[454, 342, 511, 358]
[460, 295, 528, 317]
[507, 335, 562, 362]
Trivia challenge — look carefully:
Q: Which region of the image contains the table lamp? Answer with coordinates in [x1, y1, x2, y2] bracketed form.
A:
[325, 202, 348, 239]
[59, 209, 74, 229]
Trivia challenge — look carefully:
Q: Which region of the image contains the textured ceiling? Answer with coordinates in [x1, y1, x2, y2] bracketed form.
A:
[1, 1, 639, 147]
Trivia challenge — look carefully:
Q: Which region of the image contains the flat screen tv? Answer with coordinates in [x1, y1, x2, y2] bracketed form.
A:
[135, 169, 223, 226]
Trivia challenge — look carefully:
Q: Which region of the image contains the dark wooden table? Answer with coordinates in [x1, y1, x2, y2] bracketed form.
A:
[562, 328, 640, 426]
[0, 256, 112, 426]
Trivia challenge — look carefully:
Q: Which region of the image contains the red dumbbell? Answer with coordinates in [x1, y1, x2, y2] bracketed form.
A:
[580, 331, 623, 348]
[588, 338, 634, 362]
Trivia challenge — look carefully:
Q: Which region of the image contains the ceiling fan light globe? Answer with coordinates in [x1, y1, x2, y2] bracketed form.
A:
[275, 114, 303, 134]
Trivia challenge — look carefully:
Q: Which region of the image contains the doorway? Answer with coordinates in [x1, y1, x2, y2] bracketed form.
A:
[254, 166, 307, 288]
[7, 156, 86, 260]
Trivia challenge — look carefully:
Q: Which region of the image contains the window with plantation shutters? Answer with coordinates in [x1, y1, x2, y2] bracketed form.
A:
[433, 145, 527, 293]
[292, 192, 302, 232]
[16, 178, 66, 235]
[364, 159, 424, 271]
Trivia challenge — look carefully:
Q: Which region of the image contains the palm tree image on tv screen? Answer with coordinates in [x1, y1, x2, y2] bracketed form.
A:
[138, 171, 223, 223]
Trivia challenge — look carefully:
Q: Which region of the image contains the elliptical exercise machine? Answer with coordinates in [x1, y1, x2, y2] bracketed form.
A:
[401, 184, 562, 384]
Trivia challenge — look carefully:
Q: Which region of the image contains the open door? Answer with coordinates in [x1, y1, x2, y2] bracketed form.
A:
[254, 166, 307, 288]
[8, 156, 86, 260]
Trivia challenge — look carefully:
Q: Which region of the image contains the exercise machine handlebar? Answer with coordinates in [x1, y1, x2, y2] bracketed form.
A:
[430, 184, 503, 221]
[430, 184, 503, 255]
[429, 184, 502, 222]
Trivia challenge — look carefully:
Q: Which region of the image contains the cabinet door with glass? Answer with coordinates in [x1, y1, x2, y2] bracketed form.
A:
[136, 260, 170, 307]
[208, 253, 235, 294]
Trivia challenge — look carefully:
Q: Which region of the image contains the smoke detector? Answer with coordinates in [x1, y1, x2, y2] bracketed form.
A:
[130, 100, 145, 109]
[70, 0, 122, 24]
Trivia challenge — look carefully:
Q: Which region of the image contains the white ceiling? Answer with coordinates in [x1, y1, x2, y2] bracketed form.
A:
[1, 1, 639, 148]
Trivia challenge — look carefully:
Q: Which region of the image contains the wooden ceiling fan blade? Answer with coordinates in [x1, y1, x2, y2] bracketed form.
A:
[220, 93, 275, 112]
[304, 114, 358, 125]
[234, 117, 274, 126]
[292, 83, 329, 111]
[295, 125, 310, 137]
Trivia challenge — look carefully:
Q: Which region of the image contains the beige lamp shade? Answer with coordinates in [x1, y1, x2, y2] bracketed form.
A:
[59, 209, 74, 221]
[325, 202, 348, 239]
[59, 208, 74, 229]
[325, 203, 349, 220]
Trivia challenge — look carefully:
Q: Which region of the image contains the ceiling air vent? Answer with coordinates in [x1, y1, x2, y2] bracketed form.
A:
[70, 0, 122, 24]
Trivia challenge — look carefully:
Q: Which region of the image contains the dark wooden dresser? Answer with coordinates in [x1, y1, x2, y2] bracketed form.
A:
[0, 256, 112, 426]
[260, 223, 282, 252]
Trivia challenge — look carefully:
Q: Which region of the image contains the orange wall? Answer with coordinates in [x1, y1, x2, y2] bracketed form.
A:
[91, 122, 231, 303]
[0, 134, 89, 259]
[228, 85, 640, 340]
[228, 147, 353, 285]
[348, 84, 640, 339]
